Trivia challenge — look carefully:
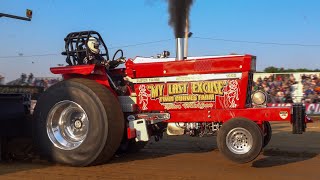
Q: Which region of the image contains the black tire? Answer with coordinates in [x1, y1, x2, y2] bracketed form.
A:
[33, 78, 124, 166]
[217, 118, 263, 164]
[262, 121, 272, 148]
[117, 140, 148, 154]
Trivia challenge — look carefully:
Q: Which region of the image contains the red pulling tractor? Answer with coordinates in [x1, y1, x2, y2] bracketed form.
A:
[31, 31, 306, 166]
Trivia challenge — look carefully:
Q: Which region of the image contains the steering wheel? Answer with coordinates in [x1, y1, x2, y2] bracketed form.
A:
[112, 49, 124, 61]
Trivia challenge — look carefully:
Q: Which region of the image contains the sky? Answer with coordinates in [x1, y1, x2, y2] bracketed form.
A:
[1, 0, 320, 82]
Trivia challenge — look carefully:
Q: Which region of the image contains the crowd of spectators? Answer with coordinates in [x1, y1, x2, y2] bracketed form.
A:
[254, 73, 320, 103]
[253, 74, 297, 103]
[301, 74, 320, 103]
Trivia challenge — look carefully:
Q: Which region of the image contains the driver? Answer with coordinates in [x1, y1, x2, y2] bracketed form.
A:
[85, 37, 124, 69]
[84, 37, 105, 65]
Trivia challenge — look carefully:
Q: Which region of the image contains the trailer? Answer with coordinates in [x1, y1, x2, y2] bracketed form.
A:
[0, 85, 43, 160]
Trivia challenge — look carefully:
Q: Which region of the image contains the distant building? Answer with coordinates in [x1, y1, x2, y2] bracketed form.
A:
[0, 75, 4, 85]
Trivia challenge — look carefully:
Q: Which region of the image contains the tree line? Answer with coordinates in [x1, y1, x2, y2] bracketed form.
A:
[262, 66, 320, 73]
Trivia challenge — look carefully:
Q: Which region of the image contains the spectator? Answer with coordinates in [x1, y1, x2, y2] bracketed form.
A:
[254, 74, 297, 103]
[301, 73, 320, 103]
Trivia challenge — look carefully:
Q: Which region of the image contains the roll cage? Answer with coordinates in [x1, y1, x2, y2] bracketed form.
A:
[62, 31, 109, 66]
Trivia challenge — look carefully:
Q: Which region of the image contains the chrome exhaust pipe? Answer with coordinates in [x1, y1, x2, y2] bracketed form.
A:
[176, 38, 185, 60]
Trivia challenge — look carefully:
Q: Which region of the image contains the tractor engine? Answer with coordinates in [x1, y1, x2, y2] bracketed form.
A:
[167, 122, 221, 137]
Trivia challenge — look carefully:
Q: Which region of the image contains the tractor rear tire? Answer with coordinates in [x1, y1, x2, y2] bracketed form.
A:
[262, 121, 272, 148]
[217, 118, 263, 164]
[33, 78, 124, 166]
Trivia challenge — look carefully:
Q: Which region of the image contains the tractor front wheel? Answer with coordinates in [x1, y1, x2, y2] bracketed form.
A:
[217, 118, 263, 163]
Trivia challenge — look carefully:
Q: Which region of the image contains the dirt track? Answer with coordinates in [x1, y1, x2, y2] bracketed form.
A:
[0, 121, 320, 180]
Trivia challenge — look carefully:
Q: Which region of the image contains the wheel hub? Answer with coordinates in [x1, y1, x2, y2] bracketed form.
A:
[226, 127, 253, 155]
[74, 119, 83, 129]
[46, 100, 89, 150]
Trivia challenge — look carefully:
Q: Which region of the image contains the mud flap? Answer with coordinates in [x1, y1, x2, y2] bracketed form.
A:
[292, 103, 306, 134]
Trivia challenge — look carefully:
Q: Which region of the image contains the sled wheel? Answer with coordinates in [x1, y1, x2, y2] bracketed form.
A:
[33, 78, 124, 166]
[262, 121, 272, 148]
[217, 118, 263, 163]
[118, 140, 148, 154]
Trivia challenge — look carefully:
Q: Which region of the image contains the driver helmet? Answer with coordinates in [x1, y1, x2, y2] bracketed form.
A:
[87, 37, 100, 54]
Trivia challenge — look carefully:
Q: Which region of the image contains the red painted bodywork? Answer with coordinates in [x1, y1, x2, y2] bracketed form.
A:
[126, 55, 292, 123]
[51, 65, 95, 75]
[49, 54, 293, 124]
[127, 128, 136, 139]
[167, 107, 291, 124]
[50, 65, 114, 93]
[126, 55, 253, 78]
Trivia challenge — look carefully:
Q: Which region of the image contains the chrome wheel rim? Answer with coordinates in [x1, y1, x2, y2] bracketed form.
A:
[226, 127, 253, 154]
[47, 100, 89, 150]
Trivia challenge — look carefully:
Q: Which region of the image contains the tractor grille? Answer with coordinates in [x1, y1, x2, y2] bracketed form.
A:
[245, 72, 254, 107]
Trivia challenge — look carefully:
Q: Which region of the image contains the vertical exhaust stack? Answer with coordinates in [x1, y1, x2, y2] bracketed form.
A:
[168, 0, 194, 61]
[176, 38, 185, 60]
[183, 37, 188, 60]
[184, 18, 189, 60]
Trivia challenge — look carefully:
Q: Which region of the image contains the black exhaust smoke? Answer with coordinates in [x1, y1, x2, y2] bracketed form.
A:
[168, 0, 194, 60]
[168, 0, 193, 38]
